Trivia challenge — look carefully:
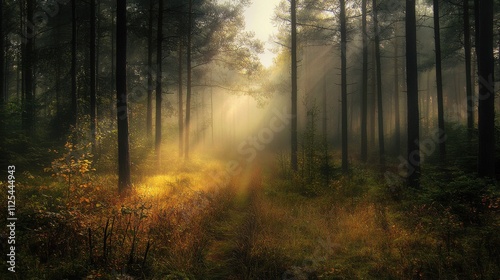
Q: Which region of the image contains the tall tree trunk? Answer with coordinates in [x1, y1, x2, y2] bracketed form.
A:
[473, 0, 480, 111]
[291, 0, 298, 171]
[23, 0, 35, 134]
[110, 5, 115, 123]
[0, 0, 4, 106]
[90, 0, 97, 153]
[433, 0, 446, 159]
[361, 0, 368, 162]
[477, 0, 495, 178]
[178, 41, 184, 157]
[370, 41, 376, 148]
[372, 0, 385, 164]
[0, 0, 5, 139]
[146, 0, 153, 140]
[116, 0, 131, 192]
[96, 0, 101, 104]
[425, 71, 431, 135]
[19, 0, 24, 107]
[464, 0, 474, 134]
[71, 0, 77, 129]
[393, 23, 401, 155]
[211, 81, 213, 144]
[340, 0, 348, 172]
[55, 26, 62, 119]
[16, 43, 20, 103]
[322, 63, 327, 146]
[185, 0, 193, 160]
[156, 0, 163, 157]
[406, 0, 420, 188]
[111, 9, 114, 87]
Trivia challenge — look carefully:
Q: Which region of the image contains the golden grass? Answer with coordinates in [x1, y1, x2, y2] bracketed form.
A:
[10, 145, 499, 279]
[249, 175, 404, 278]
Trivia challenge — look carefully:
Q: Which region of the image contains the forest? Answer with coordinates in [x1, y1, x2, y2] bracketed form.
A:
[0, 0, 499, 279]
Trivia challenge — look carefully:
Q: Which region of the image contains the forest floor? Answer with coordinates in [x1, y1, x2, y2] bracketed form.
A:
[1, 147, 500, 279]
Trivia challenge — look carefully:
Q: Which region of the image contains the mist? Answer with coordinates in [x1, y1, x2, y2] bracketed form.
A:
[1, 0, 499, 279]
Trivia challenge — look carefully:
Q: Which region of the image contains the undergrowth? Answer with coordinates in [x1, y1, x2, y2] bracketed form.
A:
[255, 156, 500, 279]
[0, 143, 234, 279]
[0, 119, 499, 279]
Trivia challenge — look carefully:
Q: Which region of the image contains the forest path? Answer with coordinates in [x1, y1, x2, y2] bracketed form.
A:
[202, 164, 262, 279]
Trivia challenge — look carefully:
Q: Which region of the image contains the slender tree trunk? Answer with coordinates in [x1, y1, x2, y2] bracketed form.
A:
[16, 44, 20, 103]
[178, 41, 184, 157]
[21, 0, 26, 117]
[23, 0, 35, 134]
[349, 85, 354, 137]
[393, 23, 401, 155]
[96, 0, 100, 100]
[361, 0, 368, 162]
[71, 0, 77, 128]
[185, 0, 193, 160]
[322, 63, 327, 145]
[0, 0, 4, 106]
[116, 0, 131, 192]
[477, 0, 495, 177]
[55, 28, 61, 118]
[406, 0, 420, 188]
[90, 0, 97, 153]
[146, 0, 153, 140]
[425, 71, 431, 135]
[340, 0, 348, 172]
[111, 9, 114, 88]
[473, 0, 481, 115]
[156, 0, 163, 157]
[464, 0, 474, 134]
[20, 0, 24, 109]
[372, 0, 385, 164]
[211, 82, 213, 144]
[433, 0, 446, 160]
[370, 42, 376, 148]
[291, 0, 298, 171]
[110, 6, 115, 123]
[0, 0, 7, 139]
[473, 0, 480, 117]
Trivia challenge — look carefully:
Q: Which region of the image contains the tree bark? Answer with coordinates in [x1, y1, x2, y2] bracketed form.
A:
[146, 0, 153, 140]
[372, 0, 385, 164]
[361, 0, 368, 162]
[406, 0, 420, 188]
[71, 0, 77, 128]
[0, 0, 4, 106]
[477, 0, 495, 178]
[370, 42, 376, 148]
[0, 0, 7, 139]
[433, 0, 446, 160]
[464, 0, 474, 134]
[90, 0, 97, 153]
[156, 0, 163, 157]
[19, 0, 24, 109]
[322, 63, 327, 146]
[185, 0, 193, 160]
[178, 41, 184, 158]
[291, 0, 298, 171]
[393, 23, 401, 155]
[116, 0, 131, 192]
[23, 0, 35, 134]
[340, 0, 348, 172]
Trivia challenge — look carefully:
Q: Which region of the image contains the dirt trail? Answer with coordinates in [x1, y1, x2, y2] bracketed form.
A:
[202, 165, 262, 279]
